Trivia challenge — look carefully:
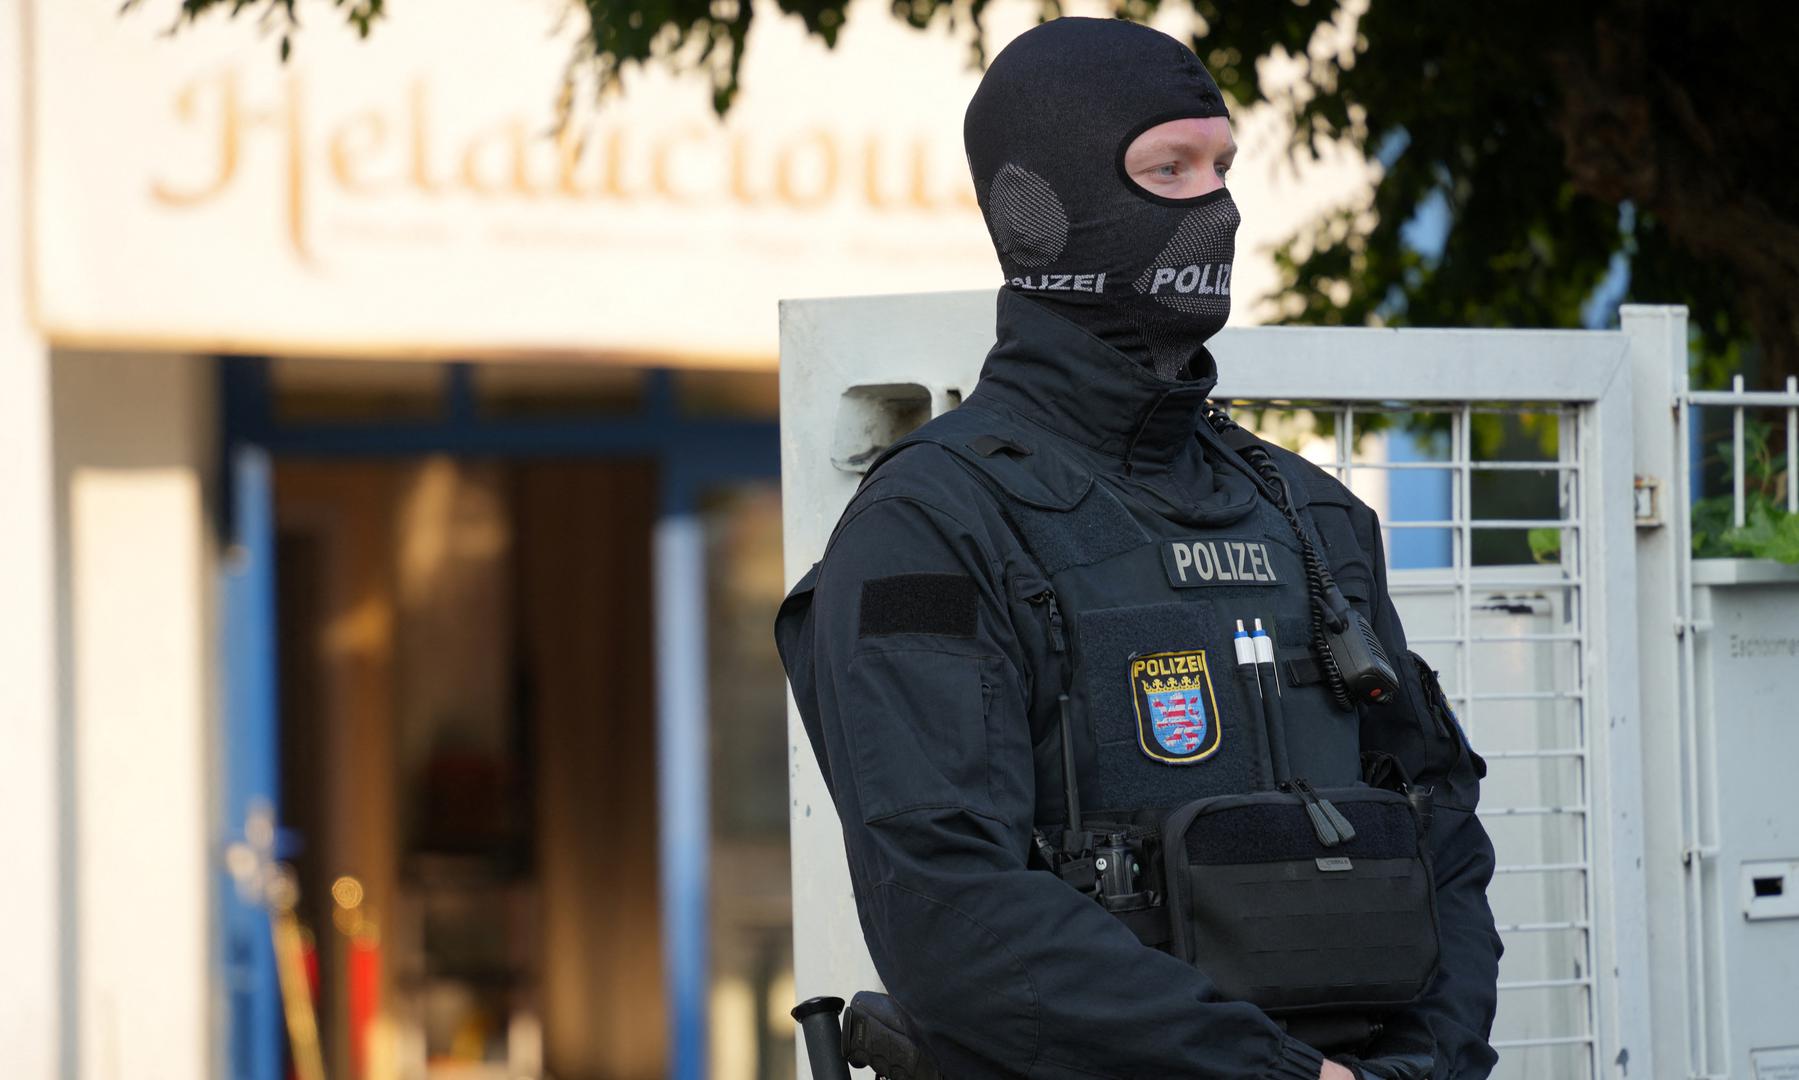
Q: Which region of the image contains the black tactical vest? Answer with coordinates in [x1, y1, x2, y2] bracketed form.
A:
[866, 405, 1359, 822]
[857, 404, 1441, 1026]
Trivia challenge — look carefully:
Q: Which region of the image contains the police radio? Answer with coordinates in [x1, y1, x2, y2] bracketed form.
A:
[1202, 407, 1400, 710]
[1318, 584, 1401, 707]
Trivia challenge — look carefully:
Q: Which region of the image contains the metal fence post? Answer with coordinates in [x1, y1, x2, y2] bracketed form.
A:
[1576, 337, 1651, 1080]
[1620, 304, 1690, 1077]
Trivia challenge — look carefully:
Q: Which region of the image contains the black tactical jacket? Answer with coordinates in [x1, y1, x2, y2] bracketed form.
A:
[777, 290, 1501, 1079]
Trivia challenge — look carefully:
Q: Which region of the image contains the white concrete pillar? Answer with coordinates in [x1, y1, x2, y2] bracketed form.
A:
[0, 1, 63, 1076]
[52, 350, 216, 1080]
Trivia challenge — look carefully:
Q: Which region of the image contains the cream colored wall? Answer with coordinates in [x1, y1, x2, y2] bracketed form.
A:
[52, 349, 217, 1080]
[0, 1, 62, 1076]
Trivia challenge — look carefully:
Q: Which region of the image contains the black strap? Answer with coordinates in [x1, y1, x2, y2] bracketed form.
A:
[1112, 903, 1173, 949]
[1280, 1012, 1381, 1056]
[1286, 654, 1325, 686]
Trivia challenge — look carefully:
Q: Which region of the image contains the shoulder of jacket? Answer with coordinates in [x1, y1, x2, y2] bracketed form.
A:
[846, 440, 990, 515]
[857, 404, 1094, 513]
[821, 442, 1010, 577]
[1255, 440, 1368, 512]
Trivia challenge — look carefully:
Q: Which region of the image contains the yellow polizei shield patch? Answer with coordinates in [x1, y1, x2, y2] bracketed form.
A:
[1130, 648, 1223, 765]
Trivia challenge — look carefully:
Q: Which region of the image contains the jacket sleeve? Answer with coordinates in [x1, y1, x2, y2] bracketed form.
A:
[807, 488, 1327, 1080]
[1350, 519, 1504, 1080]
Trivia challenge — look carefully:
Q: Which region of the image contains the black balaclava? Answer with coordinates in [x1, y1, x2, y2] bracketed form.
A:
[965, 17, 1239, 379]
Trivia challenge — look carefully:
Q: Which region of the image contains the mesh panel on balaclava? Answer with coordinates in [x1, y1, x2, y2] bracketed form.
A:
[964, 17, 1240, 379]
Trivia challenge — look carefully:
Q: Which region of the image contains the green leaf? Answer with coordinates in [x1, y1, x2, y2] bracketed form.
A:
[1526, 527, 1562, 565]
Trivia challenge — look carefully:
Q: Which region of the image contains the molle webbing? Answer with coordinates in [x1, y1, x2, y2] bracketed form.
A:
[1003, 489, 1145, 575]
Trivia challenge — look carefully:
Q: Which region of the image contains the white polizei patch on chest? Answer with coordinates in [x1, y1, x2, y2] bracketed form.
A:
[1162, 538, 1279, 586]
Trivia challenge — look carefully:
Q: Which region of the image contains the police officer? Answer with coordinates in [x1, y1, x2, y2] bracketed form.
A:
[777, 18, 1500, 1079]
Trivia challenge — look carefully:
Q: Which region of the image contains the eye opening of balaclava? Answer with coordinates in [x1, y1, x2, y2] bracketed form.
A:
[965, 17, 1242, 380]
[1112, 114, 1232, 208]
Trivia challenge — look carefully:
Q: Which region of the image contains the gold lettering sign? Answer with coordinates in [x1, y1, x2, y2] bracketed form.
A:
[148, 69, 981, 267]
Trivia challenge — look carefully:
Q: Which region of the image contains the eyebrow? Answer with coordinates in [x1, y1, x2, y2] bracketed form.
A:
[1128, 137, 1239, 163]
[1129, 139, 1184, 160]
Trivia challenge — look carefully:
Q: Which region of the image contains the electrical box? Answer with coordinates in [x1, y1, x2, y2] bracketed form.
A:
[1691, 561, 1799, 1077]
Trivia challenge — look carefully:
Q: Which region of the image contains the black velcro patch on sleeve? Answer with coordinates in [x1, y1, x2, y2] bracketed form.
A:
[858, 573, 979, 639]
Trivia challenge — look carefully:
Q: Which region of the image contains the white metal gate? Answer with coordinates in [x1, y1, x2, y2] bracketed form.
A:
[779, 293, 1665, 1079]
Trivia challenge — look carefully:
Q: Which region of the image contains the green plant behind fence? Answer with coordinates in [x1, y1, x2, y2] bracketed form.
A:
[1692, 418, 1799, 564]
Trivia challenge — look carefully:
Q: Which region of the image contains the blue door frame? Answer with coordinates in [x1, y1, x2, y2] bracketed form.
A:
[216, 358, 781, 1080]
[219, 444, 284, 1080]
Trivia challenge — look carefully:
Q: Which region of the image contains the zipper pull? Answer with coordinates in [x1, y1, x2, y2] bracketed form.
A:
[1288, 779, 1341, 847]
[1293, 778, 1358, 846]
[1288, 778, 1357, 847]
[1303, 780, 1357, 844]
[1026, 587, 1066, 653]
[1319, 798, 1357, 844]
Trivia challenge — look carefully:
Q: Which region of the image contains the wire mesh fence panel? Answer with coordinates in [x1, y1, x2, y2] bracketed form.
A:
[1230, 401, 1599, 1080]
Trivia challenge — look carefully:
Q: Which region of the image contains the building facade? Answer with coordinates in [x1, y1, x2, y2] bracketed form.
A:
[0, 2, 1370, 1078]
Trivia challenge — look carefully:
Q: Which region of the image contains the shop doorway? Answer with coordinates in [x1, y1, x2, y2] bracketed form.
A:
[216, 359, 787, 1080]
[274, 458, 664, 1080]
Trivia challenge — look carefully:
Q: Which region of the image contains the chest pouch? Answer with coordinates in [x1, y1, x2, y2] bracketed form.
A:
[1159, 783, 1439, 1016]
